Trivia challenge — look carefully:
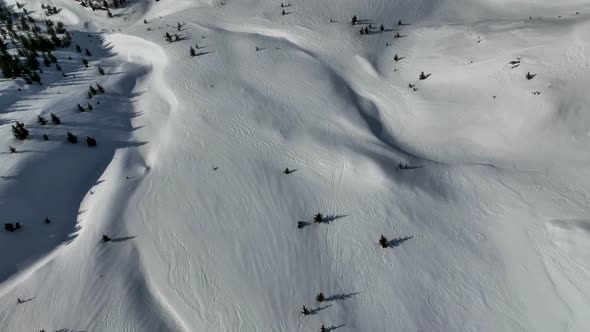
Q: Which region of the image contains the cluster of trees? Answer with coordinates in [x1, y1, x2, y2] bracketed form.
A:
[88, 82, 105, 98]
[77, 0, 128, 15]
[0, 2, 71, 82]
[4, 222, 22, 232]
[40, 3, 60, 16]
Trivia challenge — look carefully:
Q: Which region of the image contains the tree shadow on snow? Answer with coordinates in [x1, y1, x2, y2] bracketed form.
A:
[388, 236, 414, 247]
[325, 324, 346, 331]
[325, 292, 359, 302]
[323, 214, 348, 223]
[110, 236, 136, 242]
[308, 304, 332, 315]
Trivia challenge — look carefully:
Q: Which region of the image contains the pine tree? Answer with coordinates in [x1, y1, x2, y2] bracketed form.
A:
[314, 212, 324, 223]
[190, 46, 196, 56]
[75, 44, 81, 52]
[11, 121, 29, 140]
[351, 15, 357, 25]
[66, 131, 77, 144]
[315, 292, 325, 302]
[98, 66, 105, 75]
[394, 54, 399, 61]
[43, 134, 48, 140]
[302, 305, 310, 315]
[526, 72, 535, 80]
[102, 234, 111, 242]
[77, 104, 85, 112]
[82, 58, 88, 68]
[96, 83, 105, 94]
[380, 24, 384, 31]
[379, 235, 388, 248]
[51, 113, 61, 124]
[37, 115, 48, 125]
[44, 217, 51, 224]
[282, 9, 286, 15]
[87, 103, 93, 111]
[86, 136, 97, 147]
[9, 145, 16, 153]
[89, 85, 97, 95]
[85, 48, 91, 56]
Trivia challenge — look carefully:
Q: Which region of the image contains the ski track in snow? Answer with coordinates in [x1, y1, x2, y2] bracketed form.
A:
[2, 0, 590, 331]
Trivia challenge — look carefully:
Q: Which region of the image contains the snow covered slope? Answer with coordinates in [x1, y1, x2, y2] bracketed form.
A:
[2, 0, 590, 331]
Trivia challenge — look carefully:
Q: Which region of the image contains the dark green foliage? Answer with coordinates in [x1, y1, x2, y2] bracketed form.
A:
[380, 24, 384, 31]
[314, 212, 324, 223]
[379, 235, 388, 248]
[82, 58, 88, 67]
[77, 103, 85, 112]
[66, 131, 77, 144]
[96, 83, 105, 94]
[315, 293, 325, 302]
[37, 115, 48, 125]
[86, 136, 96, 147]
[50, 112, 61, 124]
[9, 145, 16, 153]
[89, 85, 97, 95]
[11, 121, 29, 140]
[87, 103, 93, 111]
[190, 46, 196, 56]
[98, 66, 105, 75]
[85, 48, 91, 56]
[43, 133, 48, 140]
[351, 15, 357, 25]
[75, 44, 81, 52]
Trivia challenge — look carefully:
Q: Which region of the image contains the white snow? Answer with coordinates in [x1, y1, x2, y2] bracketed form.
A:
[2, 0, 590, 331]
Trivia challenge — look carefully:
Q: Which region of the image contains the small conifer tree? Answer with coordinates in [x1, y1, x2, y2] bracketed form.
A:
[51, 113, 61, 124]
[315, 292, 325, 302]
[379, 235, 388, 248]
[314, 213, 324, 223]
[66, 131, 78, 144]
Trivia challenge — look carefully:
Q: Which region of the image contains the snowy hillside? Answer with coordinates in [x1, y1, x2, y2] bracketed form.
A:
[2, 0, 590, 331]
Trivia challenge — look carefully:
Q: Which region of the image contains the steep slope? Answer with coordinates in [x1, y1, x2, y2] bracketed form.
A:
[1, 0, 590, 331]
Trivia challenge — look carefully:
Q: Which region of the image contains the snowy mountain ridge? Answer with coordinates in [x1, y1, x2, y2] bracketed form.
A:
[1, 0, 590, 331]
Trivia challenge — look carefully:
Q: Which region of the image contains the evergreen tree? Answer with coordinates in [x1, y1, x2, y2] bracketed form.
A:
[4, 223, 15, 232]
[315, 292, 325, 303]
[102, 235, 111, 242]
[89, 85, 97, 95]
[282, 9, 286, 15]
[50, 113, 61, 124]
[86, 136, 96, 147]
[526, 72, 535, 80]
[394, 53, 399, 61]
[82, 58, 88, 68]
[9, 145, 16, 153]
[85, 48, 91, 56]
[75, 44, 81, 52]
[77, 103, 85, 112]
[379, 235, 388, 248]
[351, 15, 357, 25]
[190, 46, 196, 56]
[87, 103, 93, 111]
[37, 115, 48, 125]
[302, 305, 310, 315]
[314, 212, 324, 223]
[11, 121, 29, 140]
[380, 24, 384, 31]
[66, 131, 77, 144]
[98, 66, 105, 75]
[44, 217, 50, 224]
[96, 83, 105, 94]
[43, 133, 48, 140]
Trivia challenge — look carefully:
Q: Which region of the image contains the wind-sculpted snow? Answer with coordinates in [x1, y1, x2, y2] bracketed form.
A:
[1, 0, 590, 331]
